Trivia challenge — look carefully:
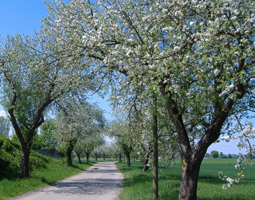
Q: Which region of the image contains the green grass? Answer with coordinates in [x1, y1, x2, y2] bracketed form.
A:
[0, 158, 98, 200]
[116, 159, 255, 200]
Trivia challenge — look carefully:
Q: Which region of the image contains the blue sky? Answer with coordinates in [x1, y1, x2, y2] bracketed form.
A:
[0, 0, 47, 37]
[0, 0, 254, 155]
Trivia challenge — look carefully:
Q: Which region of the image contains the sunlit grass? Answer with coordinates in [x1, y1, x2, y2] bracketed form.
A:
[116, 158, 255, 200]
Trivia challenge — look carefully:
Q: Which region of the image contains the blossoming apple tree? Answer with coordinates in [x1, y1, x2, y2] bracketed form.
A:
[0, 33, 94, 177]
[42, 0, 255, 199]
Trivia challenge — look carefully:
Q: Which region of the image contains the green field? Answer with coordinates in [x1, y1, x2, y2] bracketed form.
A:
[116, 159, 255, 200]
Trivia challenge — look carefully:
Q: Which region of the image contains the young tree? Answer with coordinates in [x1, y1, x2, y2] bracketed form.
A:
[43, 0, 255, 199]
[121, 94, 179, 198]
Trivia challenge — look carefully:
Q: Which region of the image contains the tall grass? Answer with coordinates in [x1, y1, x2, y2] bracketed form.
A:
[0, 158, 98, 200]
[116, 159, 255, 200]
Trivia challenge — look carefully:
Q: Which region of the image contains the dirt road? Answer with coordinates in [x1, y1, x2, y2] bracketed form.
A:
[11, 162, 123, 200]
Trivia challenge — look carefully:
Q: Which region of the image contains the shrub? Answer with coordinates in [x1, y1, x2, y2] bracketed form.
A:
[0, 136, 50, 180]
[210, 151, 219, 158]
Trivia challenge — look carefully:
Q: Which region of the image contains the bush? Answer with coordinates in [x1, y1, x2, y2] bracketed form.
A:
[29, 151, 50, 171]
[0, 137, 21, 179]
[0, 136, 50, 180]
[210, 150, 219, 158]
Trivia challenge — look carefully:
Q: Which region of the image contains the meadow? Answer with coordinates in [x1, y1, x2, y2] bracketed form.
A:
[116, 158, 255, 200]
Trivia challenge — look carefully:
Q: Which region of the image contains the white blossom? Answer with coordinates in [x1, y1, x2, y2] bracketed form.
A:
[214, 69, 220, 76]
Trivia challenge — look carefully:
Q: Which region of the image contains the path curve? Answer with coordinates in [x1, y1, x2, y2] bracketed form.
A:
[10, 162, 123, 200]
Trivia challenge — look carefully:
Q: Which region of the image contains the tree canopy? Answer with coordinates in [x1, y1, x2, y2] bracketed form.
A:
[41, 1, 255, 198]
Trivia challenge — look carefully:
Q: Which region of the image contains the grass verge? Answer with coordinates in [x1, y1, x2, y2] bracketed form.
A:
[116, 159, 255, 200]
[0, 158, 98, 200]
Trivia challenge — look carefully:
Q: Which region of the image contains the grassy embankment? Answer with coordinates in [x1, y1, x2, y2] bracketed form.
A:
[0, 136, 106, 200]
[0, 158, 98, 200]
[116, 159, 255, 200]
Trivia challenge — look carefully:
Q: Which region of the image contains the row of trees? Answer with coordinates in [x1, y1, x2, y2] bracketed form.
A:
[42, 0, 255, 199]
[1, 0, 255, 199]
[206, 151, 253, 159]
[0, 32, 107, 176]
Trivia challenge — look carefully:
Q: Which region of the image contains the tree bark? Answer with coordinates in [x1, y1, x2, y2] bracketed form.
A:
[76, 152, 82, 164]
[66, 144, 74, 166]
[126, 152, 131, 167]
[143, 149, 153, 172]
[95, 153, 97, 161]
[143, 158, 149, 172]
[118, 154, 122, 162]
[179, 153, 204, 200]
[153, 97, 158, 200]
[21, 142, 32, 178]
[122, 143, 132, 167]
[86, 152, 90, 163]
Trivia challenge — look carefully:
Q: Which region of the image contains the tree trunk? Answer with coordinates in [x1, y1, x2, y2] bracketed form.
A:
[123, 154, 125, 166]
[86, 152, 90, 163]
[143, 150, 152, 172]
[21, 143, 31, 178]
[76, 152, 82, 164]
[126, 152, 131, 167]
[118, 154, 122, 162]
[66, 144, 73, 166]
[103, 153, 105, 160]
[152, 98, 158, 200]
[122, 143, 132, 167]
[95, 153, 97, 161]
[143, 158, 149, 172]
[179, 153, 204, 200]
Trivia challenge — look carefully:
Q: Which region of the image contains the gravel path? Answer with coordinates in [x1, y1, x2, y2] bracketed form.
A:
[10, 162, 123, 200]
